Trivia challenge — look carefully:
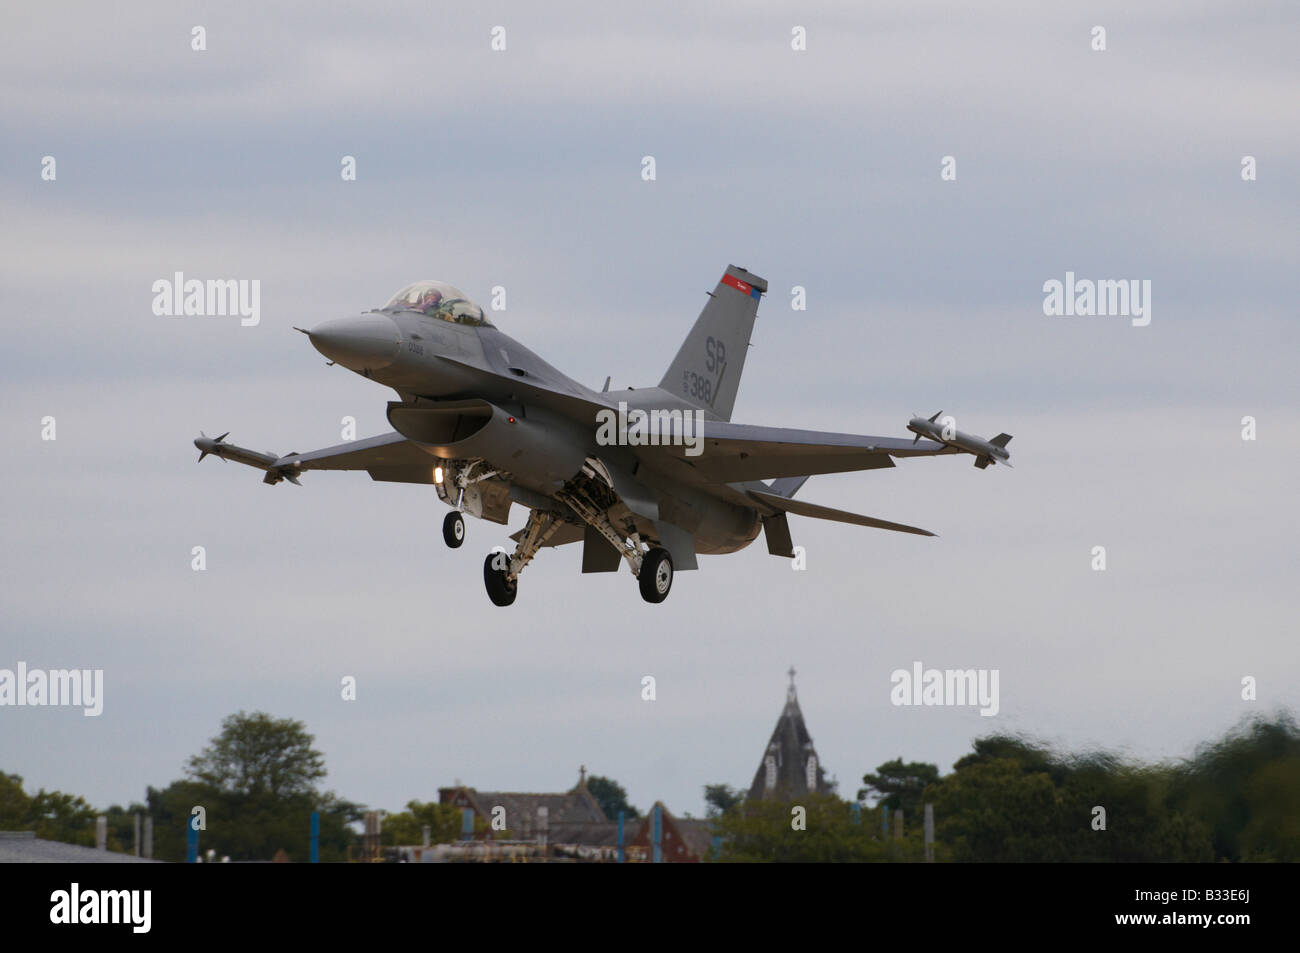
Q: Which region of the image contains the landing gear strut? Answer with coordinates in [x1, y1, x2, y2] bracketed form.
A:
[481, 509, 562, 607]
[478, 458, 684, 606]
[551, 458, 683, 604]
[443, 511, 465, 548]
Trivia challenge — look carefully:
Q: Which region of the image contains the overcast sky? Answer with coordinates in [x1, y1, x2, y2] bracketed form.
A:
[1, 1, 1297, 827]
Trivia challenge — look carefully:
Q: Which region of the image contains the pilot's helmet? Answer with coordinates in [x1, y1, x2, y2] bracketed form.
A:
[418, 288, 444, 313]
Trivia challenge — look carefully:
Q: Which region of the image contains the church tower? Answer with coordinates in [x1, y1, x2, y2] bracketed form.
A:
[747, 667, 833, 801]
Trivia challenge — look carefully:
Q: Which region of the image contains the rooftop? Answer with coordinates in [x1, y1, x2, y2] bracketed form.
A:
[0, 831, 160, 863]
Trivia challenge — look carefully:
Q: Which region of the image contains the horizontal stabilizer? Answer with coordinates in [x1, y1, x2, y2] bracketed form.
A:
[989, 433, 1013, 448]
[748, 488, 935, 537]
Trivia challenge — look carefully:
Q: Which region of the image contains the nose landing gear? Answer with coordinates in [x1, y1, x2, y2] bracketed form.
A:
[443, 511, 465, 548]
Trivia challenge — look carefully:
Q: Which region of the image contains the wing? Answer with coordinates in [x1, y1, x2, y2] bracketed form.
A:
[277, 432, 440, 484]
[635, 420, 960, 484]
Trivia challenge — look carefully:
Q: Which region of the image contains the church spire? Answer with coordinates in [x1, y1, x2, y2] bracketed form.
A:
[748, 668, 829, 801]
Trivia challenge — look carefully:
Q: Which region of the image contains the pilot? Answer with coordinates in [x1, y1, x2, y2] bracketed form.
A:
[416, 288, 443, 315]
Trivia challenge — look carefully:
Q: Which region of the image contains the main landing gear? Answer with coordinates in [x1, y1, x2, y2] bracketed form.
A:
[483, 552, 517, 607]
[638, 547, 673, 603]
[482, 537, 674, 607]
[478, 458, 679, 607]
[482, 508, 562, 607]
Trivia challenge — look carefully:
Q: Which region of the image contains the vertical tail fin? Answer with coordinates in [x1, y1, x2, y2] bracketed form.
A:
[658, 265, 766, 422]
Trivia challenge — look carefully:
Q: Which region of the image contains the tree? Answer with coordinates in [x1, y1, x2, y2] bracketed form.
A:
[924, 757, 1068, 861]
[1169, 712, 1300, 861]
[145, 778, 360, 863]
[712, 794, 898, 862]
[857, 758, 939, 818]
[380, 800, 465, 846]
[924, 740, 1213, 862]
[103, 801, 150, 854]
[186, 711, 326, 798]
[144, 711, 358, 862]
[29, 791, 97, 846]
[585, 774, 639, 820]
[0, 773, 30, 829]
[703, 783, 744, 818]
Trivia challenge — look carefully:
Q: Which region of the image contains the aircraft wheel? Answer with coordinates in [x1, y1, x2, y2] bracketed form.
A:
[443, 511, 465, 548]
[483, 552, 517, 607]
[639, 547, 673, 604]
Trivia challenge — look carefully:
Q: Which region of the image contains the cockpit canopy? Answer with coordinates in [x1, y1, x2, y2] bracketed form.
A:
[380, 281, 492, 327]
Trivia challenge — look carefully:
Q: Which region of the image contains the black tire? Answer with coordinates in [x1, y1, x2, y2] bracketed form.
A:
[638, 547, 673, 604]
[483, 552, 517, 606]
[443, 511, 465, 548]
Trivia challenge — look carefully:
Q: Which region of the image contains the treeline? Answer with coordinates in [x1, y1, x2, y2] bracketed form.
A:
[7, 710, 1296, 862]
[710, 712, 1300, 862]
[2, 709, 642, 862]
[2, 711, 364, 862]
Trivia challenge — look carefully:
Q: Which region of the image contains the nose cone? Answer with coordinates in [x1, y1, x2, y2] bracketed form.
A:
[308, 314, 401, 371]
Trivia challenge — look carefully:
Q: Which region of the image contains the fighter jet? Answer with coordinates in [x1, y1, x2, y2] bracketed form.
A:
[906, 411, 1013, 469]
[194, 266, 1009, 606]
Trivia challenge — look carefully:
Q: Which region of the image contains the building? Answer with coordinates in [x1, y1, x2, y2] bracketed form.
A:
[625, 803, 714, 862]
[747, 667, 834, 801]
[0, 831, 159, 863]
[434, 770, 714, 862]
[439, 767, 609, 844]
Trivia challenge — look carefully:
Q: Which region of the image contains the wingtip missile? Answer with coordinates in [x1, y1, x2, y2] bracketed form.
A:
[193, 433, 301, 484]
[906, 414, 1013, 470]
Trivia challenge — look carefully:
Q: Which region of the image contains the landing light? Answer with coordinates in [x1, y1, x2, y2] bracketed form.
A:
[434, 466, 444, 484]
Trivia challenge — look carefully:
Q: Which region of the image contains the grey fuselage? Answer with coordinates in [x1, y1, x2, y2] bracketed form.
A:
[308, 308, 761, 555]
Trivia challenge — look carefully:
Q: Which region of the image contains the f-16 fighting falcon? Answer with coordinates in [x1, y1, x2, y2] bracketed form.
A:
[194, 266, 1012, 606]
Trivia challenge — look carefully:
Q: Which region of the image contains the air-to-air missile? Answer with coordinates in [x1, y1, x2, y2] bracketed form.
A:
[906, 411, 1013, 469]
[193, 432, 302, 485]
